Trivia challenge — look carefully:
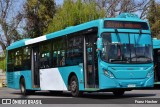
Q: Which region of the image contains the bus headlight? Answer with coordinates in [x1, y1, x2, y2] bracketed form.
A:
[147, 70, 153, 78]
[103, 69, 114, 78]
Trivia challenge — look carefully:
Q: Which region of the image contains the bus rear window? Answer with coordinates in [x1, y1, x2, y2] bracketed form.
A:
[104, 21, 149, 30]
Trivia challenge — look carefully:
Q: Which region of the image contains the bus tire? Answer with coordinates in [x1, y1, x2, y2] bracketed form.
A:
[20, 78, 35, 95]
[113, 90, 125, 96]
[20, 78, 27, 95]
[69, 75, 82, 97]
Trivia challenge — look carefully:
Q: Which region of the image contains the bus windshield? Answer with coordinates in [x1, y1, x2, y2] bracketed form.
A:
[101, 33, 153, 63]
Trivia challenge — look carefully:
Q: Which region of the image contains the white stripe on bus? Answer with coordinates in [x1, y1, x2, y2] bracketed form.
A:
[25, 35, 46, 45]
[40, 68, 68, 91]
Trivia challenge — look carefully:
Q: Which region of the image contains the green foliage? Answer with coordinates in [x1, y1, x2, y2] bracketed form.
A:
[147, 0, 160, 38]
[46, 0, 105, 33]
[24, 0, 56, 37]
[0, 59, 6, 72]
[0, 52, 6, 72]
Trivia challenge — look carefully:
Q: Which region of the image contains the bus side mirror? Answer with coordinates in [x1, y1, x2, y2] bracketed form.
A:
[97, 38, 102, 50]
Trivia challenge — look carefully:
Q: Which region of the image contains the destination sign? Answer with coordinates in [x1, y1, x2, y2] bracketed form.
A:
[104, 21, 149, 30]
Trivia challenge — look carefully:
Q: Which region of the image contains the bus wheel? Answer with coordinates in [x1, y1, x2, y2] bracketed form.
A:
[70, 75, 82, 97]
[113, 90, 125, 96]
[20, 78, 27, 95]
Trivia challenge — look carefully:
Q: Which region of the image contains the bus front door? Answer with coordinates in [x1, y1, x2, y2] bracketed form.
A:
[154, 49, 160, 83]
[84, 34, 98, 88]
[31, 46, 40, 88]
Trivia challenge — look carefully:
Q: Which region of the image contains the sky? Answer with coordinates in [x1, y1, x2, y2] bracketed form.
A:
[55, 0, 63, 5]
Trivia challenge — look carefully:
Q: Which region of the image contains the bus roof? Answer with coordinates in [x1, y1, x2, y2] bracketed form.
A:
[7, 13, 148, 51]
[7, 19, 100, 50]
[153, 38, 160, 49]
[7, 39, 31, 50]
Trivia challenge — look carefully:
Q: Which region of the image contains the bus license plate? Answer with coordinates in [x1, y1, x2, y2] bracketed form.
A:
[127, 84, 136, 87]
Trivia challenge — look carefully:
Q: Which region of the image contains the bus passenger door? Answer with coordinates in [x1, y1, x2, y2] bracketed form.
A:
[84, 34, 99, 88]
[31, 45, 40, 88]
[154, 49, 160, 82]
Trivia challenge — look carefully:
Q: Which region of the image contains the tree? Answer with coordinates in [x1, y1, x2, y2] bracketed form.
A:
[0, 0, 23, 54]
[23, 0, 56, 38]
[0, 51, 6, 71]
[46, 0, 105, 33]
[147, 0, 160, 38]
[96, 0, 150, 19]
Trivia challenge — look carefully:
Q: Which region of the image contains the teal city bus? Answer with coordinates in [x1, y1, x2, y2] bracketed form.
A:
[6, 13, 154, 97]
[152, 38, 160, 85]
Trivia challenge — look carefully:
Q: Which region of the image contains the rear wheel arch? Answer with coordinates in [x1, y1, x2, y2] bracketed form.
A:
[19, 76, 25, 87]
[68, 72, 78, 91]
[19, 76, 27, 95]
[19, 75, 34, 95]
[68, 73, 83, 97]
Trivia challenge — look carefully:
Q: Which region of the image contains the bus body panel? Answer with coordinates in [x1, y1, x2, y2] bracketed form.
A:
[98, 61, 154, 89]
[7, 66, 85, 91]
[7, 70, 33, 90]
[40, 66, 84, 91]
[99, 73, 154, 89]
[99, 62, 153, 79]
[40, 68, 68, 91]
[153, 39, 160, 49]
[99, 74, 154, 89]
[58, 66, 85, 91]
[7, 39, 31, 50]
[46, 21, 100, 41]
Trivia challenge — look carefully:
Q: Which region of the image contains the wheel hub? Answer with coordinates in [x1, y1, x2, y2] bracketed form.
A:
[21, 84, 24, 93]
[71, 81, 77, 92]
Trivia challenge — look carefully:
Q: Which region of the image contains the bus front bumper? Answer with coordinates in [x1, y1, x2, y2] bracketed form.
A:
[99, 74, 154, 90]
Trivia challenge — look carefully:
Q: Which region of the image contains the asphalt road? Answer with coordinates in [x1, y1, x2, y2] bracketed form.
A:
[0, 87, 160, 105]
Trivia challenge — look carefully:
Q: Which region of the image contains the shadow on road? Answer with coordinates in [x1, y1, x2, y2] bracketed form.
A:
[11, 90, 156, 99]
[80, 92, 156, 99]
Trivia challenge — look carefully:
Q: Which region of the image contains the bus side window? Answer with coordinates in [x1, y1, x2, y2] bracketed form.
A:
[39, 41, 51, 69]
[66, 35, 83, 66]
[60, 50, 65, 66]
[57, 50, 61, 66]
[7, 51, 14, 72]
[23, 46, 31, 70]
[14, 48, 22, 71]
[53, 37, 66, 67]
[53, 51, 57, 67]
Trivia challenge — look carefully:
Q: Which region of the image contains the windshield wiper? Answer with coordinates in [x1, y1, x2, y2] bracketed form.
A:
[109, 58, 129, 63]
[131, 55, 151, 61]
[136, 55, 150, 59]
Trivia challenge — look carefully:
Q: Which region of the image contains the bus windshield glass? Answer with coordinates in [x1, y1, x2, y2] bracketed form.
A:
[101, 33, 153, 63]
